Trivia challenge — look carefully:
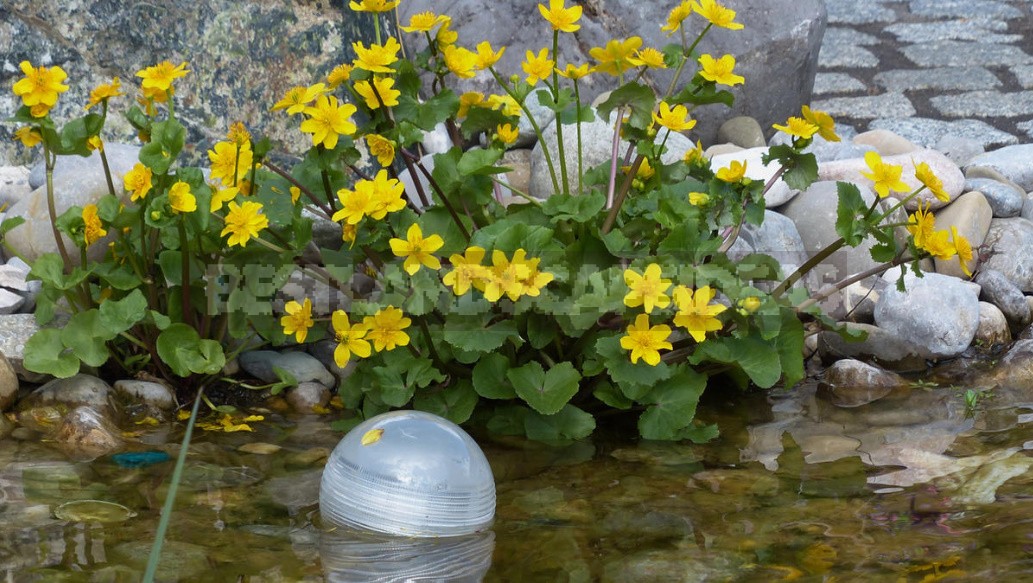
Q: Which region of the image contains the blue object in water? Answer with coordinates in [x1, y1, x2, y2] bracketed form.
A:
[111, 451, 172, 468]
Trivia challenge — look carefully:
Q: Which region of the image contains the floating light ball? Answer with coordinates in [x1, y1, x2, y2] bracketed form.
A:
[320, 410, 495, 537]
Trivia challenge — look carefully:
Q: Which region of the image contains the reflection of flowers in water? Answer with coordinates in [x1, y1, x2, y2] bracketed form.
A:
[320, 526, 494, 582]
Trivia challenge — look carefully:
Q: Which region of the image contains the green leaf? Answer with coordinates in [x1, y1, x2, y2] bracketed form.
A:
[835, 181, 868, 246]
[471, 222, 556, 256]
[541, 193, 606, 224]
[595, 82, 656, 130]
[372, 364, 415, 407]
[508, 361, 581, 415]
[98, 289, 147, 336]
[784, 152, 818, 192]
[418, 207, 474, 257]
[593, 380, 633, 410]
[596, 336, 671, 399]
[28, 253, 90, 291]
[93, 262, 143, 290]
[472, 353, 516, 399]
[444, 316, 518, 353]
[525, 312, 558, 350]
[487, 405, 530, 435]
[458, 148, 507, 176]
[775, 310, 805, 388]
[0, 216, 26, 238]
[637, 368, 707, 440]
[694, 336, 782, 389]
[61, 310, 111, 367]
[156, 324, 225, 377]
[139, 118, 186, 174]
[414, 380, 478, 424]
[23, 329, 80, 378]
[524, 404, 596, 441]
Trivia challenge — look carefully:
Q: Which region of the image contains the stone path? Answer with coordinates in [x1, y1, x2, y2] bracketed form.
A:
[814, 0, 1033, 150]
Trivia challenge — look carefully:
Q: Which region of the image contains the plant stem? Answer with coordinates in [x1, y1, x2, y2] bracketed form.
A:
[602, 153, 644, 234]
[262, 160, 333, 218]
[573, 79, 584, 196]
[605, 106, 626, 210]
[43, 144, 73, 273]
[795, 252, 908, 313]
[409, 154, 471, 241]
[550, 31, 570, 194]
[178, 218, 194, 328]
[490, 67, 561, 195]
[772, 237, 847, 298]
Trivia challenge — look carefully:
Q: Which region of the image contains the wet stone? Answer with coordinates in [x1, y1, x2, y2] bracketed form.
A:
[825, 1, 896, 24]
[873, 67, 1001, 93]
[811, 93, 916, 120]
[932, 91, 1033, 119]
[902, 41, 1033, 68]
[821, 359, 908, 407]
[908, 0, 1023, 20]
[965, 178, 1025, 218]
[818, 43, 878, 68]
[885, 20, 1016, 43]
[870, 117, 1018, 150]
[813, 73, 867, 96]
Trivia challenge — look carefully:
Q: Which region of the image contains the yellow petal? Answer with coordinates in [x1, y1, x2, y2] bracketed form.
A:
[362, 428, 384, 445]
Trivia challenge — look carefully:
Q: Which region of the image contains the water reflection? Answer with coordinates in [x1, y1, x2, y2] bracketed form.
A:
[320, 527, 494, 582]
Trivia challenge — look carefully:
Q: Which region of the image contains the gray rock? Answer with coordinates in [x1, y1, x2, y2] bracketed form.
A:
[112, 380, 177, 411]
[399, 0, 827, 145]
[0, 313, 49, 381]
[988, 339, 1033, 390]
[0, 352, 18, 412]
[818, 148, 965, 210]
[728, 210, 811, 291]
[853, 130, 919, 156]
[934, 135, 984, 168]
[964, 178, 1024, 218]
[975, 269, 1032, 329]
[932, 190, 991, 278]
[718, 117, 766, 149]
[870, 118, 1018, 151]
[7, 144, 140, 264]
[873, 272, 980, 358]
[837, 280, 880, 323]
[238, 350, 334, 388]
[53, 406, 124, 462]
[19, 374, 117, 420]
[530, 114, 692, 198]
[517, 90, 558, 149]
[1, 3, 369, 166]
[975, 301, 1011, 348]
[980, 218, 1033, 292]
[0, 166, 31, 210]
[500, 149, 532, 200]
[0, 288, 24, 315]
[811, 92, 916, 120]
[308, 339, 355, 383]
[286, 381, 331, 413]
[771, 129, 873, 163]
[818, 323, 928, 372]
[821, 359, 908, 407]
[275, 268, 350, 318]
[967, 145, 1033, 192]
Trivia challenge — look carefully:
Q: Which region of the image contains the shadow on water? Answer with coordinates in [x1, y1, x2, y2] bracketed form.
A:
[4, 379, 1033, 580]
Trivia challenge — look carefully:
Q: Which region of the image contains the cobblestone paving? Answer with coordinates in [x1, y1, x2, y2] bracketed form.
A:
[813, 0, 1033, 149]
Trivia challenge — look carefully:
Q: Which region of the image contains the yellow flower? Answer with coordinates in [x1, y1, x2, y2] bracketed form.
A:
[741, 296, 762, 313]
[13, 61, 69, 108]
[332, 170, 406, 224]
[301, 95, 358, 149]
[801, 106, 839, 142]
[136, 61, 189, 92]
[906, 202, 936, 249]
[363, 306, 411, 352]
[474, 41, 506, 70]
[14, 126, 42, 148]
[327, 64, 353, 89]
[281, 298, 314, 343]
[623, 263, 672, 314]
[271, 83, 327, 115]
[168, 181, 197, 213]
[221, 201, 269, 247]
[683, 140, 706, 166]
[443, 45, 478, 79]
[290, 186, 302, 204]
[82, 204, 106, 247]
[496, 123, 519, 145]
[662, 1, 693, 35]
[620, 314, 673, 366]
[689, 191, 710, 205]
[123, 163, 153, 202]
[29, 103, 52, 118]
[673, 285, 727, 342]
[691, 0, 744, 30]
[227, 121, 251, 146]
[486, 94, 521, 117]
[590, 37, 643, 77]
[716, 160, 748, 183]
[436, 21, 459, 50]
[342, 223, 358, 245]
[630, 47, 667, 69]
[512, 250, 554, 297]
[538, 0, 583, 32]
[137, 85, 170, 116]
[389, 223, 445, 275]
[443, 246, 490, 295]
[210, 185, 239, 213]
[331, 310, 371, 366]
[458, 92, 485, 118]
[860, 151, 910, 198]
[951, 226, 974, 277]
[208, 140, 253, 186]
[85, 77, 122, 110]
[353, 37, 401, 73]
[652, 101, 696, 132]
[87, 135, 104, 152]
[772, 116, 819, 139]
[523, 48, 555, 86]
[365, 134, 396, 167]
[401, 11, 449, 33]
[698, 54, 744, 86]
[921, 229, 956, 261]
[556, 63, 592, 80]
[354, 76, 401, 109]
[914, 161, 949, 203]
[349, 0, 399, 12]
[481, 250, 531, 302]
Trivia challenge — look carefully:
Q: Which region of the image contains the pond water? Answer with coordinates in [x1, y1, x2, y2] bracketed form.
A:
[3, 378, 1033, 581]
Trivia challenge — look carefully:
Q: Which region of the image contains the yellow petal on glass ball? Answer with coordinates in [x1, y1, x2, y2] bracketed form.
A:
[362, 428, 385, 446]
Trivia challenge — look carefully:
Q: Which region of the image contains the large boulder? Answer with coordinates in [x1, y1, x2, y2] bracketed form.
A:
[398, 0, 827, 145]
[873, 271, 980, 358]
[1, 1, 373, 165]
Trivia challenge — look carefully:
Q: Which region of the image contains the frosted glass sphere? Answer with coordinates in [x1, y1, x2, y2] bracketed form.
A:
[320, 527, 495, 582]
[320, 411, 495, 537]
